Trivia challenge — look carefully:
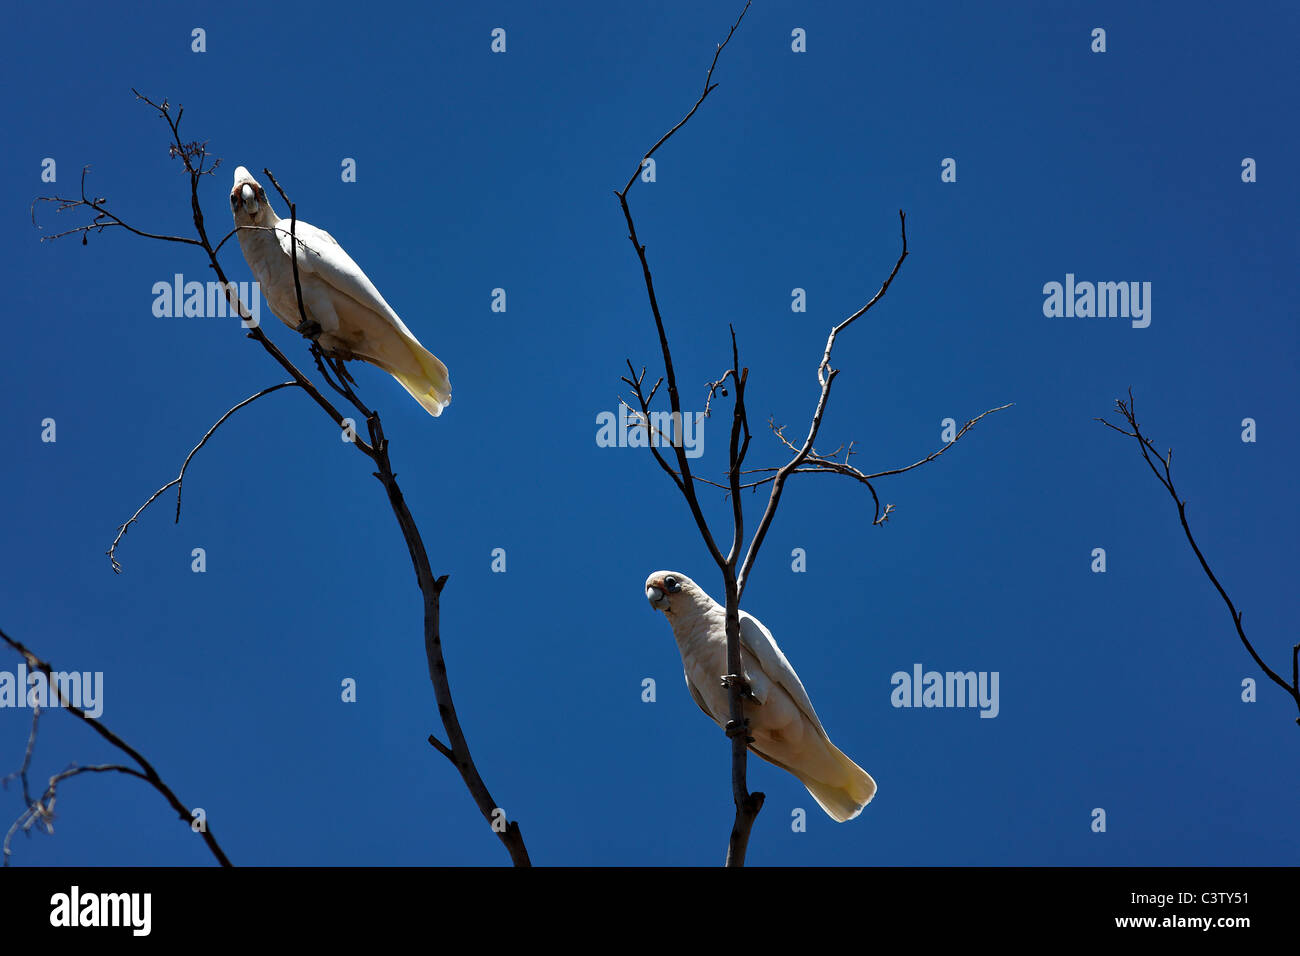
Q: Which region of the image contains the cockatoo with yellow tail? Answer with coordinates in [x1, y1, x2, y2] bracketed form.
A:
[230, 166, 451, 417]
[645, 570, 877, 822]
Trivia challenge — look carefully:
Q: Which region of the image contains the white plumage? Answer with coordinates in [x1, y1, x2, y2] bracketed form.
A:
[645, 570, 876, 822]
[230, 166, 450, 417]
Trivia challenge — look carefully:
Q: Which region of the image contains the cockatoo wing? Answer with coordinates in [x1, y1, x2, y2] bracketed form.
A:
[274, 222, 419, 340]
[685, 674, 714, 721]
[738, 611, 875, 821]
[738, 611, 831, 740]
[274, 220, 451, 417]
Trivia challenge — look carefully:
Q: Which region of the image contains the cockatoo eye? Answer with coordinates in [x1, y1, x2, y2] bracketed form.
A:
[663, 576, 680, 593]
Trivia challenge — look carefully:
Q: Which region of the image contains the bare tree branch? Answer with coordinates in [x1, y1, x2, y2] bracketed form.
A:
[0, 627, 232, 866]
[252, 170, 531, 864]
[615, 2, 760, 866]
[694, 403, 1015, 524]
[735, 212, 911, 598]
[1, 707, 41, 811]
[32, 165, 206, 247]
[613, 1, 753, 575]
[720, 326, 762, 865]
[107, 382, 300, 573]
[619, 0, 753, 196]
[1097, 388, 1300, 725]
[5, 764, 147, 866]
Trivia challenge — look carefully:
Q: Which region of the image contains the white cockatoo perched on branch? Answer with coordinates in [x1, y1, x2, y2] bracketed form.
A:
[645, 570, 876, 822]
[230, 166, 451, 417]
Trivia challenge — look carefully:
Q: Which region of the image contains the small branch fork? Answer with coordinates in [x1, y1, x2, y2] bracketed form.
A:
[692, 402, 1014, 525]
[107, 382, 299, 573]
[32, 93, 530, 864]
[0, 627, 232, 866]
[617, 1, 1008, 865]
[1097, 388, 1300, 725]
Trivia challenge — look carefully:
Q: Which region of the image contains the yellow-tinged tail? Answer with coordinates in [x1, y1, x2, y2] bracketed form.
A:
[391, 338, 451, 417]
[798, 761, 877, 823]
[761, 743, 876, 823]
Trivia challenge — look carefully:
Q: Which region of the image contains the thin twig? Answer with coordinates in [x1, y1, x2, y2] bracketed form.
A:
[619, 0, 753, 196]
[4, 764, 146, 866]
[107, 383, 299, 573]
[694, 403, 1014, 524]
[32, 165, 205, 247]
[1097, 388, 1300, 724]
[1, 707, 40, 810]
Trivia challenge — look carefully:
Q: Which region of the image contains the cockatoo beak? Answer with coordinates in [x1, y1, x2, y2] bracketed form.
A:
[647, 585, 669, 610]
[240, 183, 259, 216]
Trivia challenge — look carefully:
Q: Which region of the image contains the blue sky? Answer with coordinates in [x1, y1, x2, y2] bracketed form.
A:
[3, 0, 1297, 866]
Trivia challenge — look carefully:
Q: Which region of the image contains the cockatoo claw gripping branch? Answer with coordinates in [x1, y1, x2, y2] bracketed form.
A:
[720, 674, 758, 703]
[295, 319, 322, 340]
[724, 720, 755, 744]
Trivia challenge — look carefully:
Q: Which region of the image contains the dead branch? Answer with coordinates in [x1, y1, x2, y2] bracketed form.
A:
[1097, 388, 1300, 725]
[1, 706, 41, 811]
[5, 764, 145, 866]
[0, 627, 232, 866]
[107, 382, 299, 573]
[614, 0, 761, 867]
[733, 213, 911, 598]
[693, 403, 1015, 523]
